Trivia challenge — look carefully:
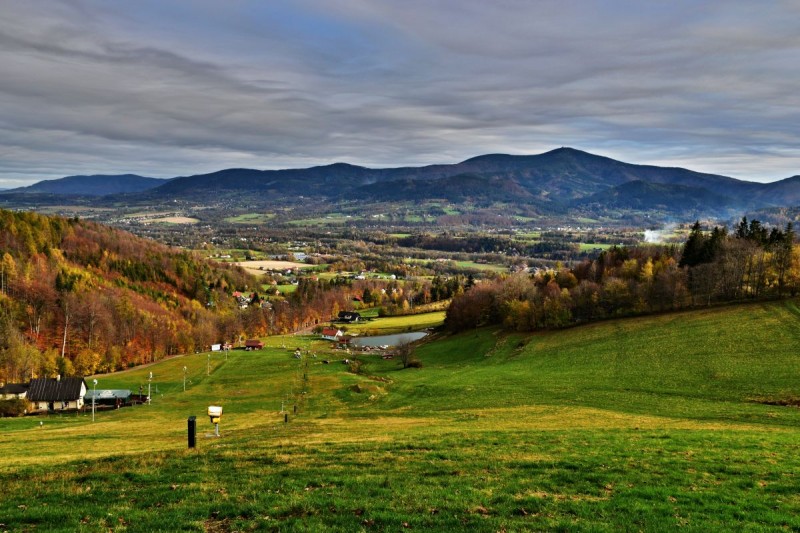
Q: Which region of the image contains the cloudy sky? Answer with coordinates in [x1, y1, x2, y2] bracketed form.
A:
[1, 1, 799, 187]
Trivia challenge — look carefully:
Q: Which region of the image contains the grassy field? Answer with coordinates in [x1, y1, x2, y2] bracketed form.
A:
[3, 301, 800, 531]
[223, 213, 275, 224]
[454, 260, 509, 273]
[405, 258, 509, 273]
[579, 242, 615, 251]
[342, 311, 445, 335]
[287, 214, 362, 227]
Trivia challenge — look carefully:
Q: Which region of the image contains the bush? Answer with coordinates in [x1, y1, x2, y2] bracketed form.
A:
[0, 399, 29, 417]
[348, 359, 363, 374]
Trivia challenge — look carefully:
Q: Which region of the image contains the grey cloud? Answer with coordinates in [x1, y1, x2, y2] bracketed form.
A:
[1, 0, 799, 186]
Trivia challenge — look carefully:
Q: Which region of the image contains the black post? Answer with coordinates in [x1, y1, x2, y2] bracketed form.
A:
[188, 416, 196, 448]
[284, 413, 288, 423]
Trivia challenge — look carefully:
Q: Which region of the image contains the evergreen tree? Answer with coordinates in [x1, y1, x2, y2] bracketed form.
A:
[679, 222, 706, 267]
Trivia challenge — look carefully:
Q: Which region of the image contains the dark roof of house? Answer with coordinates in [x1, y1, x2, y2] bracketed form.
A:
[27, 377, 86, 401]
[0, 383, 29, 395]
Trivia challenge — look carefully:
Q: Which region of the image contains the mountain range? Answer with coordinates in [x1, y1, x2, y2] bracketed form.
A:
[3, 174, 165, 196]
[3, 148, 799, 217]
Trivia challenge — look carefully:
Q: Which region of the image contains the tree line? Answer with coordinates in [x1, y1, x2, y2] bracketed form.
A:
[446, 220, 799, 332]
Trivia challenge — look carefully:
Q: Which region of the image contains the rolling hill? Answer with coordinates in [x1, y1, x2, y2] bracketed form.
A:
[1, 174, 165, 196]
[3, 301, 800, 530]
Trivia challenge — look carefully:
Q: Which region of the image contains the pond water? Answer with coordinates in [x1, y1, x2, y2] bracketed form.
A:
[349, 331, 427, 348]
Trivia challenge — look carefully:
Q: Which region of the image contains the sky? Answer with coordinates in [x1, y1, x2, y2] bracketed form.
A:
[1, 0, 800, 188]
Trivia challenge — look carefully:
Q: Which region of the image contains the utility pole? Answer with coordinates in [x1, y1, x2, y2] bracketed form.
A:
[92, 379, 97, 422]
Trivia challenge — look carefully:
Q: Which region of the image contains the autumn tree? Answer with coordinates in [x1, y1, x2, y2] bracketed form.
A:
[395, 338, 420, 369]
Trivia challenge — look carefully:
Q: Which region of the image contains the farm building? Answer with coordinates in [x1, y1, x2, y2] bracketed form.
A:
[321, 327, 344, 341]
[84, 389, 131, 408]
[27, 376, 87, 412]
[212, 342, 233, 351]
[0, 383, 29, 400]
[337, 311, 361, 323]
[245, 339, 264, 350]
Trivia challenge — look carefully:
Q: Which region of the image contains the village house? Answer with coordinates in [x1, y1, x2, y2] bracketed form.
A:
[337, 311, 361, 323]
[320, 327, 344, 341]
[0, 382, 29, 400]
[27, 376, 87, 412]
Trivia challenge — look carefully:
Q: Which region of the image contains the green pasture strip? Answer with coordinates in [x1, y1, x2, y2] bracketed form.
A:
[454, 260, 509, 272]
[341, 311, 445, 335]
[275, 283, 297, 294]
[579, 243, 615, 251]
[287, 214, 361, 227]
[356, 307, 380, 318]
[223, 213, 275, 224]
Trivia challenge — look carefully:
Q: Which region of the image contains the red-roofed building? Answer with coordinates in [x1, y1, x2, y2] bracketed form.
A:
[320, 327, 343, 341]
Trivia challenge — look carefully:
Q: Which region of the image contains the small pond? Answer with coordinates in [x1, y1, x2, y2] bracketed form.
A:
[349, 331, 427, 348]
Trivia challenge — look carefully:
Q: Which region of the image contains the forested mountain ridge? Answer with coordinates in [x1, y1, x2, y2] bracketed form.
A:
[3, 147, 790, 218]
[3, 174, 165, 196]
[132, 147, 767, 210]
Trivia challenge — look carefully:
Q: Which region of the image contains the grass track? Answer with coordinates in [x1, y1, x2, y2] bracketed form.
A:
[3, 301, 800, 530]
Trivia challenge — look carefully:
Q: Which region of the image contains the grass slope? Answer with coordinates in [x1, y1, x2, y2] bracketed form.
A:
[3, 302, 800, 531]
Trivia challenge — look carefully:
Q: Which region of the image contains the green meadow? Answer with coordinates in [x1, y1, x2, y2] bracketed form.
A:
[578, 242, 615, 252]
[453, 261, 509, 273]
[223, 213, 275, 224]
[3, 301, 800, 531]
[343, 311, 446, 336]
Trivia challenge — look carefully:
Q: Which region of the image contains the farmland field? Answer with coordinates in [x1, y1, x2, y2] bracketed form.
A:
[3, 301, 800, 531]
[454, 260, 508, 272]
[223, 213, 275, 224]
[578, 242, 615, 251]
[342, 310, 445, 335]
[233, 260, 314, 275]
[150, 216, 199, 224]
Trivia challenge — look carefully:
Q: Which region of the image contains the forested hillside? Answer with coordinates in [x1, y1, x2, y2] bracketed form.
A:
[0, 210, 449, 384]
[0, 210, 259, 382]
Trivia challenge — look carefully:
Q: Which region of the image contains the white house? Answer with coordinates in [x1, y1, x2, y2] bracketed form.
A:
[27, 376, 87, 412]
[320, 327, 344, 341]
[0, 383, 28, 400]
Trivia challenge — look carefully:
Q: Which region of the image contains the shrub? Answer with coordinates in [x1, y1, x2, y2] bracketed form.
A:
[0, 399, 29, 417]
[348, 359, 363, 374]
